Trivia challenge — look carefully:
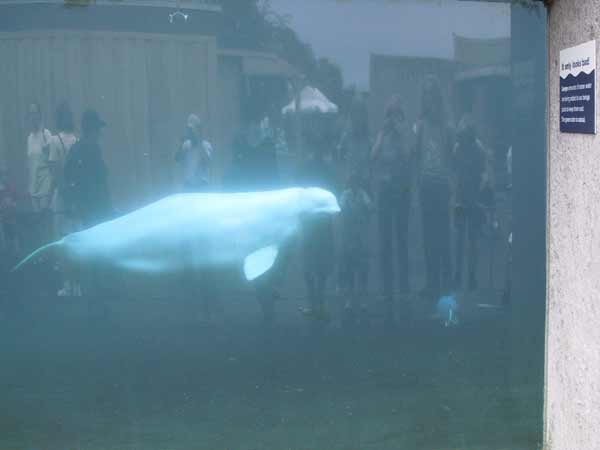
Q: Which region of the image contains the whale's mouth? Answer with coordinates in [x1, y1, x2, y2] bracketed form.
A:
[316, 204, 340, 215]
[302, 204, 340, 222]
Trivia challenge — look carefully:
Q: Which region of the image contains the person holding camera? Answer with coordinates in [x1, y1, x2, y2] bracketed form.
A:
[370, 95, 415, 324]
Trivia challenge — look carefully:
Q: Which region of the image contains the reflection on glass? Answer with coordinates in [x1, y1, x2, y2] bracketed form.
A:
[0, 1, 545, 449]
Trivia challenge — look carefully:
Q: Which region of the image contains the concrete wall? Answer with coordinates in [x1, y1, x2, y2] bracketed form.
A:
[546, 1, 600, 448]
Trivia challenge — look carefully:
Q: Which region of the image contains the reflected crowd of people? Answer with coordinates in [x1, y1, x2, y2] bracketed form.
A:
[0, 74, 513, 327]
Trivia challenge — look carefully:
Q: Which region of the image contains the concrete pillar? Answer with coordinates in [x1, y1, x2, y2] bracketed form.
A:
[546, 1, 600, 448]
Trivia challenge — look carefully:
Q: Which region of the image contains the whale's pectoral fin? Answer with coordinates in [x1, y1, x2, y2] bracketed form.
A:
[244, 245, 279, 281]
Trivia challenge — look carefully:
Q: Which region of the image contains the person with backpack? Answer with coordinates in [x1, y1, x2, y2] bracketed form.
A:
[49, 102, 78, 237]
[48, 102, 79, 297]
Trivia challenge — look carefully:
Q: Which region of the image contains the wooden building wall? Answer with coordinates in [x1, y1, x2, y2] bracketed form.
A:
[0, 30, 218, 211]
[215, 53, 242, 178]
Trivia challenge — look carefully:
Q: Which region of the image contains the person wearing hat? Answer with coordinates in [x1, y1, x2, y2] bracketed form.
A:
[175, 113, 214, 192]
[61, 109, 111, 313]
[64, 108, 111, 229]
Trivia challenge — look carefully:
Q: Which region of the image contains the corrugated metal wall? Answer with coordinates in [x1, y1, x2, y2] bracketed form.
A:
[215, 54, 242, 177]
[0, 30, 218, 211]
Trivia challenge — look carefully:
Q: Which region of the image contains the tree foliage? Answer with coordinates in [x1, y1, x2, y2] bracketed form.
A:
[219, 0, 347, 107]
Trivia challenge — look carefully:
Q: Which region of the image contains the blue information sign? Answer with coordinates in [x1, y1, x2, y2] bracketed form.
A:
[560, 40, 596, 134]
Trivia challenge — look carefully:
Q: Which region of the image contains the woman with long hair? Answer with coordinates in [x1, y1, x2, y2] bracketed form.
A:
[415, 75, 453, 304]
[370, 95, 415, 324]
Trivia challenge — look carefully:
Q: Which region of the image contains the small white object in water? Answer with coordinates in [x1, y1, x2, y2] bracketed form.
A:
[437, 295, 459, 327]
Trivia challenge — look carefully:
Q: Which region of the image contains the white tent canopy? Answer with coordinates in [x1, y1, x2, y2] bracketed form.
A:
[282, 86, 339, 114]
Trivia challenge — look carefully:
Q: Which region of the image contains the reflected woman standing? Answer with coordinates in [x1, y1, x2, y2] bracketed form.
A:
[415, 76, 453, 303]
[370, 96, 414, 322]
[26, 102, 53, 214]
[26, 102, 53, 247]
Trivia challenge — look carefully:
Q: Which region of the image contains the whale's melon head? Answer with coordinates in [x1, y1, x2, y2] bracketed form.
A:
[300, 187, 340, 216]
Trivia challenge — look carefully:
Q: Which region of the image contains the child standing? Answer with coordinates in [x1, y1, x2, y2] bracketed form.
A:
[298, 146, 336, 321]
[339, 172, 373, 322]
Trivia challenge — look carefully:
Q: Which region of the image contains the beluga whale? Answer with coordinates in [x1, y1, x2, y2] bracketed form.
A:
[14, 187, 340, 281]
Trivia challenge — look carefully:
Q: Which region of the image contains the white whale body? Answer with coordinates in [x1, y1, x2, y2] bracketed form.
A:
[14, 187, 340, 280]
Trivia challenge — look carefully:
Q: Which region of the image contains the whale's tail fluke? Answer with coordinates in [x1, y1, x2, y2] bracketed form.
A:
[12, 240, 64, 273]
